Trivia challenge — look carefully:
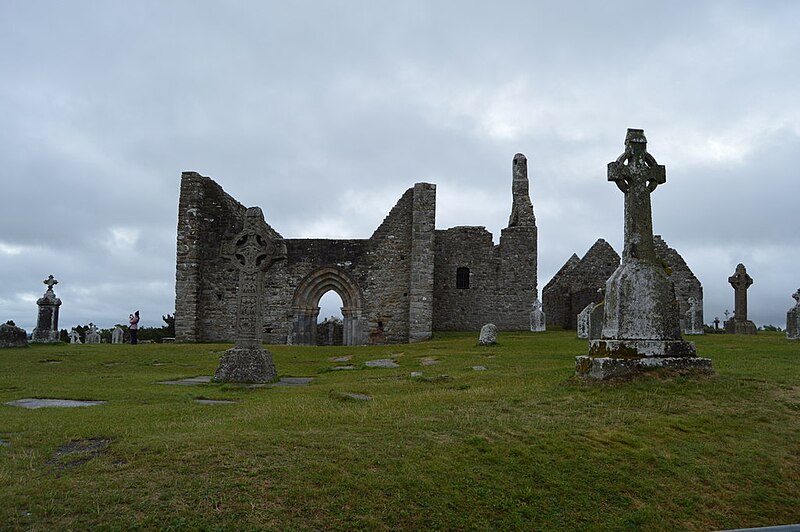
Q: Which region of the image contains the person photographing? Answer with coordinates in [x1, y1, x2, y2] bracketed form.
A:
[129, 310, 140, 344]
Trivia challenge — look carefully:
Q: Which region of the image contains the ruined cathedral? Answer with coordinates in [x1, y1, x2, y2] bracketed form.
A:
[174, 154, 538, 345]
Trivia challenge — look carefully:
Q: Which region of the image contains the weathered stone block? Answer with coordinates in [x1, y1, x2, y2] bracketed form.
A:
[787, 289, 800, 340]
[213, 347, 277, 384]
[478, 323, 497, 345]
[0, 321, 27, 348]
[575, 355, 713, 380]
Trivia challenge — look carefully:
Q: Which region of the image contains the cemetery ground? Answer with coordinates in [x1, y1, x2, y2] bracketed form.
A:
[1, 332, 798, 531]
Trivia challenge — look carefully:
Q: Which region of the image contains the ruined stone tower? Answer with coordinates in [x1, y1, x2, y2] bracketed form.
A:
[175, 154, 537, 345]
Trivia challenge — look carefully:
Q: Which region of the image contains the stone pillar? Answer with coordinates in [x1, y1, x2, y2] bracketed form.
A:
[786, 289, 800, 340]
[214, 207, 287, 383]
[727, 263, 757, 335]
[577, 129, 711, 379]
[31, 275, 61, 343]
[529, 298, 546, 332]
[408, 183, 436, 343]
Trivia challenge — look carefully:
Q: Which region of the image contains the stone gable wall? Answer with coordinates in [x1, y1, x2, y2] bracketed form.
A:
[653, 235, 704, 330]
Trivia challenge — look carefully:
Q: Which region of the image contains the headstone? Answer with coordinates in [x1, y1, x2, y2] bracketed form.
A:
[85, 323, 101, 344]
[577, 302, 593, 339]
[576, 129, 711, 379]
[68, 328, 82, 344]
[588, 301, 605, 340]
[786, 289, 800, 340]
[214, 207, 287, 383]
[478, 323, 497, 345]
[111, 326, 124, 344]
[726, 264, 757, 335]
[0, 320, 28, 348]
[684, 296, 703, 335]
[529, 298, 546, 332]
[31, 275, 61, 343]
[713, 317, 720, 330]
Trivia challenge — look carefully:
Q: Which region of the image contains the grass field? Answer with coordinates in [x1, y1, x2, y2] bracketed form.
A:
[1, 330, 798, 530]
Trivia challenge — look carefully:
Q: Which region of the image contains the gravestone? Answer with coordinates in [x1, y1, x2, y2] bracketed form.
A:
[214, 207, 287, 383]
[478, 323, 497, 345]
[0, 320, 27, 348]
[85, 323, 101, 344]
[529, 298, 546, 332]
[713, 317, 720, 330]
[31, 275, 61, 343]
[68, 328, 82, 344]
[577, 302, 593, 339]
[727, 264, 757, 335]
[588, 301, 605, 340]
[684, 297, 703, 335]
[111, 326, 124, 344]
[577, 129, 711, 379]
[786, 289, 800, 340]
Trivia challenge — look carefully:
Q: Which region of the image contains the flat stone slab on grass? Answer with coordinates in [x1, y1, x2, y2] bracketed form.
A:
[332, 365, 356, 371]
[330, 355, 353, 362]
[365, 359, 399, 368]
[157, 376, 212, 385]
[271, 377, 314, 387]
[5, 398, 107, 409]
[472, 366, 488, 371]
[331, 391, 372, 401]
[194, 399, 239, 405]
[420, 357, 439, 366]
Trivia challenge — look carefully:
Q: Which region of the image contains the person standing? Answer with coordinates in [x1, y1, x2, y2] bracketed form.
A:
[129, 310, 140, 344]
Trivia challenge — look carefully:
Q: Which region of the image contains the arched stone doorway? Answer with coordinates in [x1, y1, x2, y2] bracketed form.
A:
[289, 267, 366, 346]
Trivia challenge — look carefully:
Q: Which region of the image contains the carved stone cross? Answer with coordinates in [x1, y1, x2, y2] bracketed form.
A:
[226, 207, 287, 349]
[728, 263, 753, 322]
[793, 288, 800, 308]
[607, 128, 666, 262]
[43, 275, 58, 292]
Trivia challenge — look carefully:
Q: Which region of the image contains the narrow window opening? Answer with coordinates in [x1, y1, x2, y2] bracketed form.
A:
[456, 267, 470, 289]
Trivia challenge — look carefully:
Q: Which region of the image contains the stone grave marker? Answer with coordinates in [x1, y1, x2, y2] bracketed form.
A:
[214, 207, 287, 383]
[529, 298, 546, 332]
[478, 323, 497, 345]
[576, 128, 711, 379]
[577, 303, 593, 339]
[726, 264, 757, 335]
[85, 323, 101, 344]
[787, 288, 800, 340]
[0, 320, 27, 348]
[68, 328, 82, 344]
[31, 275, 61, 343]
[111, 326, 124, 344]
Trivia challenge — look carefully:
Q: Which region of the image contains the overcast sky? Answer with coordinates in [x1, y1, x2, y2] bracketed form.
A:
[2, 1, 798, 334]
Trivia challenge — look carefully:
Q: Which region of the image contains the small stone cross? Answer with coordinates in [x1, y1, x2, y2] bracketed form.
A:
[607, 128, 666, 262]
[792, 288, 800, 309]
[728, 263, 753, 322]
[724, 310, 730, 320]
[43, 275, 58, 292]
[713, 317, 720, 329]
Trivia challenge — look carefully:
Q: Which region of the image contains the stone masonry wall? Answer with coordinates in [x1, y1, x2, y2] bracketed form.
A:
[653, 235, 704, 330]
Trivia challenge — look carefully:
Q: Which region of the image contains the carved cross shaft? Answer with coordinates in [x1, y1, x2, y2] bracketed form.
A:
[607, 129, 666, 262]
[228, 208, 287, 348]
[728, 263, 753, 322]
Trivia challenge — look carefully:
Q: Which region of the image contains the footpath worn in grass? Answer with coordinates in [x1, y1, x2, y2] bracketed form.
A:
[1, 331, 798, 530]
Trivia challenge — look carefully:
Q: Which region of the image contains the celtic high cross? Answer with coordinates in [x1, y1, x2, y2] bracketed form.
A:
[607, 128, 666, 262]
[728, 263, 753, 323]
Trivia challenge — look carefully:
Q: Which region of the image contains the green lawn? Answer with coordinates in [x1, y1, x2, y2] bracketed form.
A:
[1, 331, 798, 530]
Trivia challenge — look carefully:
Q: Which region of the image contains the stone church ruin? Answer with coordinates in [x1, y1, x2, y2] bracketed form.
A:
[543, 236, 703, 334]
[175, 154, 538, 346]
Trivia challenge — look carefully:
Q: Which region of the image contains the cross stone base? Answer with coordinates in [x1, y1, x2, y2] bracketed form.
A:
[576, 355, 713, 380]
[31, 329, 60, 343]
[589, 338, 697, 358]
[732, 321, 757, 335]
[214, 346, 278, 384]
